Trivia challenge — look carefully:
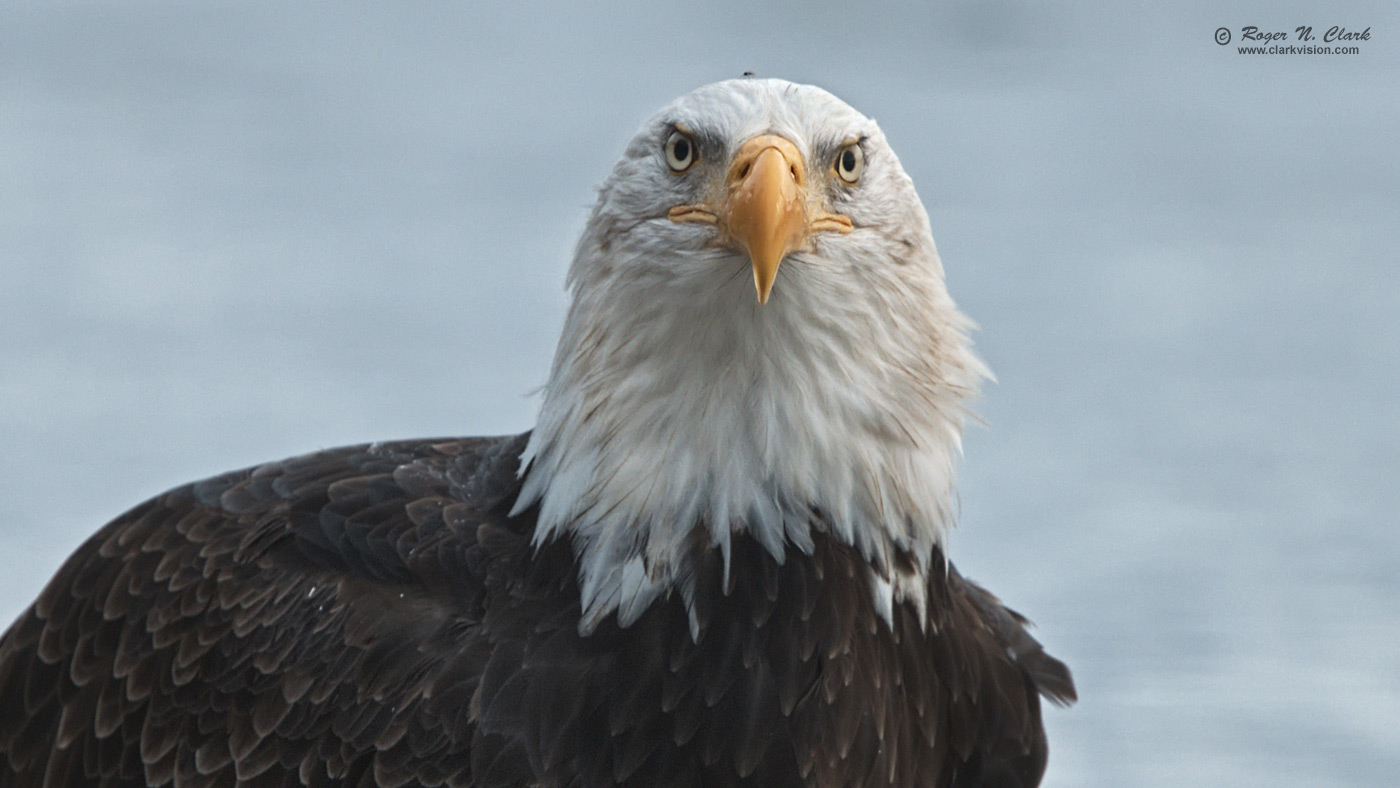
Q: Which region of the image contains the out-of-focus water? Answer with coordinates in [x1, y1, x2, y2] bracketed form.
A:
[2, 2, 1396, 785]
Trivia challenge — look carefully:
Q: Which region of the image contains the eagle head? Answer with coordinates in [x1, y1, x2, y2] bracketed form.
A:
[515, 79, 989, 634]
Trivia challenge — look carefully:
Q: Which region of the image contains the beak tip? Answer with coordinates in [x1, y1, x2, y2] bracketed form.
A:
[753, 272, 775, 305]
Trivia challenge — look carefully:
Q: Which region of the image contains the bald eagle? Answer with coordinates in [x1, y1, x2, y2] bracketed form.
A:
[0, 79, 1074, 788]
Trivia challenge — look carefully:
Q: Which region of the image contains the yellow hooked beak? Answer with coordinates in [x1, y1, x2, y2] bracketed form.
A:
[667, 133, 852, 304]
[725, 136, 807, 304]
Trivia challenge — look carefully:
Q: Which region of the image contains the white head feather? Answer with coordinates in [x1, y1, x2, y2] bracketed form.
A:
[513, 79, 989, 634]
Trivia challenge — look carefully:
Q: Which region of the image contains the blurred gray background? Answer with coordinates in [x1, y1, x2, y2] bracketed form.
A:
[2, 1, 1396, 785]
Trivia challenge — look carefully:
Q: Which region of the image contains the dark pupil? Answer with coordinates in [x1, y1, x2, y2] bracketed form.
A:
[841, 149, 856, 173]
[673, 138, 690, 163]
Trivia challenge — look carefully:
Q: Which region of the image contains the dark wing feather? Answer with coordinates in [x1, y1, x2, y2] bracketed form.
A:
[955, 574, 1077, 709]
[0, 434, 532, 788]
[940, 565, 1077, 788]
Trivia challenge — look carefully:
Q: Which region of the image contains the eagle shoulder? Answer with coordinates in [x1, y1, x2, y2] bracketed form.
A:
[0, 433, 533, 788]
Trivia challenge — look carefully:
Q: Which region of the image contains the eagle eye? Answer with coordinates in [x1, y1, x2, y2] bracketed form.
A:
[665, 130, 697, 173]
[835, 143, 863, 184]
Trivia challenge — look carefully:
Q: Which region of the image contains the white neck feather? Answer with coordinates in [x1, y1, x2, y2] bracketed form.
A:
[514, 233, 985, 635]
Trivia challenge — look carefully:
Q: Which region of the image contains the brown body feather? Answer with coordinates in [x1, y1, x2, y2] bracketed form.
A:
[0, 433, 1073, 788]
